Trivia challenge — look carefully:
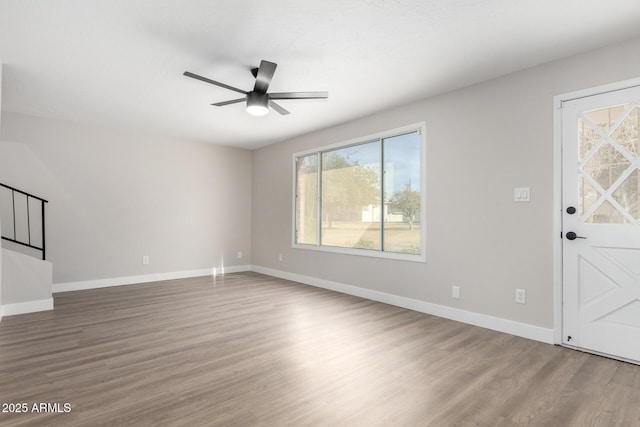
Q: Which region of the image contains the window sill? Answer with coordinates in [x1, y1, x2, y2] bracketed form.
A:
[292, 243, 425, 263]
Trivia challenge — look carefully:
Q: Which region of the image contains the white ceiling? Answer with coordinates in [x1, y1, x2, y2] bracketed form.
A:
[1, 1, 640, 149]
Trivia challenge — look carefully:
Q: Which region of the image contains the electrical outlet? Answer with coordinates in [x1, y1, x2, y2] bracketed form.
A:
[237, 251, 242, 259]
[515, 289, 526, 304]
[278, 253, 283, 262]
[142, 256, 149, 265]
[452, 286, 461, 299]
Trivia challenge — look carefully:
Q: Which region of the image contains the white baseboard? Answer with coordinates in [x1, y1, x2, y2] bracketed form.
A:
[53, 265, 252, 293]
[1, 298, 54, 316]
[251, 265, 555, 344]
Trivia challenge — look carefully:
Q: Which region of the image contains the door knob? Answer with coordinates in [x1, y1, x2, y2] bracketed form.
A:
[566, 206, 576, 214]
[565, 231, 586, 240]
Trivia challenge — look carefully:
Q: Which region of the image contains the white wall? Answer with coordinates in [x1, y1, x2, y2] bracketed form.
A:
[0, 59, 3, 317]
[0, 216, 2, 321]
[0, 60, 3, 128]
[0, 113, 252, 284]
[1, 248, 52, 310]
[251, 36, 640, 330]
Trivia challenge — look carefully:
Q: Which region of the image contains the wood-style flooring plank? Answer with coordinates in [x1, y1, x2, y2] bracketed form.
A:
[0, 272, 639, 426]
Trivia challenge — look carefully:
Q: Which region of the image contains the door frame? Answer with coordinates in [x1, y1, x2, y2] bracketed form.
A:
[553, 76, 640, 345]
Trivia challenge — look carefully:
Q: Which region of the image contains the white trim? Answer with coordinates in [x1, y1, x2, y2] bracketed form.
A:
[1, 298, 54, 316]
[552, 94, 564, 345]
[556, 77, 640, 105]
[292, 243, 424, 262]
[53, 265, 251, 293]
[293, 122, 426, 158]
[251, 265, 554, 344]
[552, 76, 640, 346]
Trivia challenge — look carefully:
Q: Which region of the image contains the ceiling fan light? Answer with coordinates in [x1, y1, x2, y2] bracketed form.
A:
[246, 104, 269, 116]
[246, 91, 269, 116]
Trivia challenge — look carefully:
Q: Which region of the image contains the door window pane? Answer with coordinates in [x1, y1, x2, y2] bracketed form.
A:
[578, 118, 601, 162]
[579, 176, 599, 217]
[583, 104, 629, 133]
[586, 200, 629, 224]
[579, 104, 639, 225]
[612, 169, 640, 220]
[582, 142, 631, 190]
[611, 106, 640, 158]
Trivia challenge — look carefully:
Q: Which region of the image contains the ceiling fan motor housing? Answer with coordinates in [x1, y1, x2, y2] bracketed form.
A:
[246, 91, 270, 115]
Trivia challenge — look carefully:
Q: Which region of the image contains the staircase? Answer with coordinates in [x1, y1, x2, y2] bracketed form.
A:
[1, 182, 48, 259]
[0, 183, 53, 318]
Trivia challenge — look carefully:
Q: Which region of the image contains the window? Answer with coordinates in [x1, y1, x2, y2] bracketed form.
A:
[294, 124, 425, 260]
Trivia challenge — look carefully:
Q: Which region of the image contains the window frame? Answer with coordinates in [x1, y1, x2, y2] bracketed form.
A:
[292, 122, 427, 262]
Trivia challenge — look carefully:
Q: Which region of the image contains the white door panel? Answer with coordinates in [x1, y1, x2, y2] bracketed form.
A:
[562, 86, 640, 363]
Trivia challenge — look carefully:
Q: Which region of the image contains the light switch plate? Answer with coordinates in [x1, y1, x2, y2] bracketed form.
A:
[514, 187, 530, 202]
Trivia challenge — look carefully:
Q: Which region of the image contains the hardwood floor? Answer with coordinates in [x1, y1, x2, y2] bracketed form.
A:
[0, 272, 638, 426]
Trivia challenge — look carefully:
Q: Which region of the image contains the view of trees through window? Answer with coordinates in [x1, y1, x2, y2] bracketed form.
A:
[295, 129, 422, 256]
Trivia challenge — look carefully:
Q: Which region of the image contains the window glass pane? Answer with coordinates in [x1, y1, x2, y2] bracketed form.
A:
[583, 104, 629, 133]
[383, 132, 421, 254]
[586, 200, 629, 224]
[294, 125, 425, 259]
[578, 176, 599, 217]
[612, 168, 640, 221]
[579, 104, 639, 225]
[321, 141, 381, 250]
[582, 142, 631, 191]
[578, 118, 601, 162]
[295, 154, 318, 245]
[611, 106, 640, 158]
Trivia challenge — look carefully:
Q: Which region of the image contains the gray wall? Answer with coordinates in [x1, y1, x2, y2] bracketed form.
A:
[0, 113, 252, 283]
[252, 36, 640, 329]
[1, 248, 51, 304]
[0, 60, 3, 311]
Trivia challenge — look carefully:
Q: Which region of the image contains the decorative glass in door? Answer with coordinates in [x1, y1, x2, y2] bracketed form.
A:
[578, 104, 640, 224]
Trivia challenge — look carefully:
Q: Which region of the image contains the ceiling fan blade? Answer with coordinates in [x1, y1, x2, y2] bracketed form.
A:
[212, 97, 246, 107]
[269, 91, 329, 100]
[270, 101, 290, 115]
[253, 60, 277, 93]
[183, 71, 247, 95]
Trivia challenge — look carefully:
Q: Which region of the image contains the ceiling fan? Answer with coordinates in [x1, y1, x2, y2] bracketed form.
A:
[183, 60, 328, 116]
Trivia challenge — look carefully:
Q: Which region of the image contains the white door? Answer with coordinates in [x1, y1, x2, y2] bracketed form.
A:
[562, 86, 640, 364]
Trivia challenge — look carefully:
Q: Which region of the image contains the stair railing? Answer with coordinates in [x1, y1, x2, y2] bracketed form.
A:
[0, 183, 48, 260]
